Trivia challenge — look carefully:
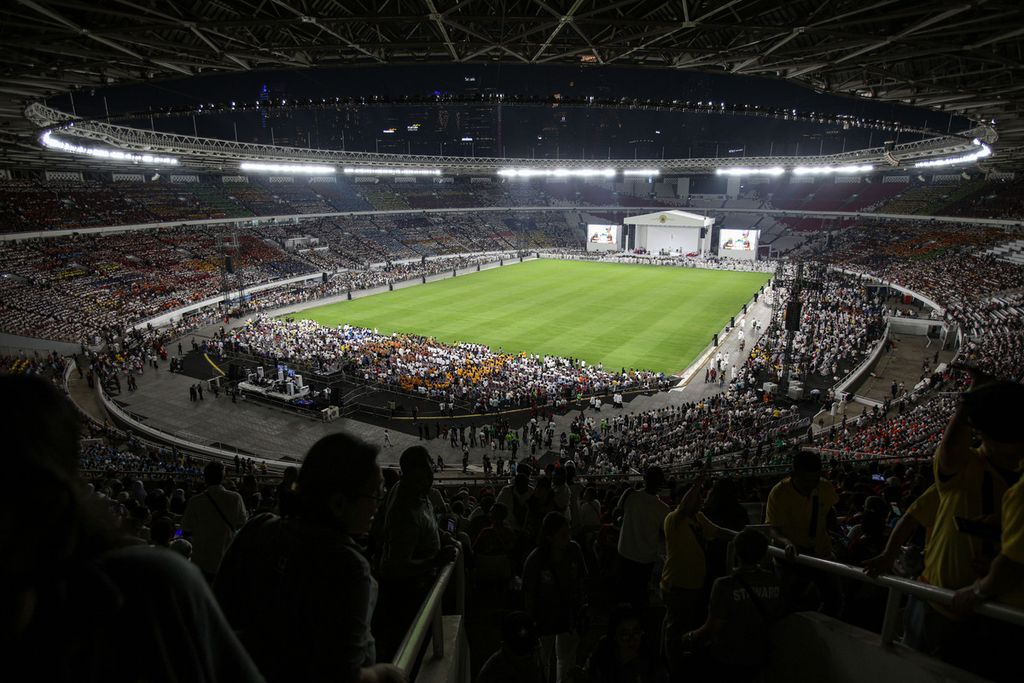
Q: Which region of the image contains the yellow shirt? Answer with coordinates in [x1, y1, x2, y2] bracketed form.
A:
[907, 484, 940, 545]
[922, 450, 1012, 596]
[999, 478, 1024, 609]
[765, 477, 839, 557]
[661, 510, 720, 591]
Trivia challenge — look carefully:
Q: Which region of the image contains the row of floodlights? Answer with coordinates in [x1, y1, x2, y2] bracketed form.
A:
[238, 163, 443, 175]
[238, 164, 662, 177]
[715, 164, 875, 177]
[39, 132, 992, 174]
[914, 142, 991, 168]
[40, 131, 179, 165]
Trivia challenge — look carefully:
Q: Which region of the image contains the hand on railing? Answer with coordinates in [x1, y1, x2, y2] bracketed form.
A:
[360, 663, 407, 683]
[950, 584, 986, 616]
[861, 551, 896, 578]
[434, 541, 460, 567]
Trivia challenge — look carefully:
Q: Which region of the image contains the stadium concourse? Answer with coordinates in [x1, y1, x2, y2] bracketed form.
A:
[5, 175, 1024, 682]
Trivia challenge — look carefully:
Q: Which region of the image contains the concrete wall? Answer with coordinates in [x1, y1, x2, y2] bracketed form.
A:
[767, 612, 986, 683]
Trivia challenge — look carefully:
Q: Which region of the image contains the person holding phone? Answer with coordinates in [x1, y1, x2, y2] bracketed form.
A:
[905, 369, 1024, 680]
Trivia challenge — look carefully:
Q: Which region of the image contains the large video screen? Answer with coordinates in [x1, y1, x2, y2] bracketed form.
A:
[719, 229, 759, 253]
[587, 224, 618, 245]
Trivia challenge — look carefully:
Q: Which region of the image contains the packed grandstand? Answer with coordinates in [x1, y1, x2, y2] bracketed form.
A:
[5, 4, 1024, 679]
[4, 165, 1023, 682]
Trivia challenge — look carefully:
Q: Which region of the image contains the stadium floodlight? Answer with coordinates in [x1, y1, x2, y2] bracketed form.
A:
[623, 169, 661, 176]
[792, 164, 874, 175]
[341, 168, 442, 175]
[496, 168, 616, 178]
[714, 167, 784, 177]
[240, 162, 336, 174]
[40, 131, 179, 165]
[913, 144, 992, 168]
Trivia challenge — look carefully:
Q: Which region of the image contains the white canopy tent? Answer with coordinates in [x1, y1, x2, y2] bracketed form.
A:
[623, 210, 715, 255]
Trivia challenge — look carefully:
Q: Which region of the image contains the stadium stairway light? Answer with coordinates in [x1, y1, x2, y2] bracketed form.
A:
[341, 167, 441, 175]
[715, 167, 784, 177]
[913, 144, 991, 168]
[623, 169, 661, 176]
[40, 131, 179, 165]
[792, 164, 874, 175]
[241, 162, 336, 174]
[497, 168, 616, 178]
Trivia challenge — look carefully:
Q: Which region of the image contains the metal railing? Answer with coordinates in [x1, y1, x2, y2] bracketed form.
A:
[755, 544, 1024, 644]
[393, 552, 467, 678]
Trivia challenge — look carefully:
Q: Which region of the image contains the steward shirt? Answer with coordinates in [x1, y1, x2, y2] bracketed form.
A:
[765, 477, 839, 557]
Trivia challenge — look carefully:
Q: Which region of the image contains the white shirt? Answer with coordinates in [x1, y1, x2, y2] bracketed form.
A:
[617, 490, 669, 564]
[182, 484, 247, 575]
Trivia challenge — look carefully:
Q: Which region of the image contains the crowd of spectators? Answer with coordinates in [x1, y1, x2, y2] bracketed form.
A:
[10, 342, 1023, 682]
[0, 209, 574, 342]
[555, 395, 805, 476]
[740, 265, 887, 391]
[229, 316, 669, 412]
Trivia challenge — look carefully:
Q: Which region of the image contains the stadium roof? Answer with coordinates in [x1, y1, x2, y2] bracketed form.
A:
[2, 0, 1024, 167]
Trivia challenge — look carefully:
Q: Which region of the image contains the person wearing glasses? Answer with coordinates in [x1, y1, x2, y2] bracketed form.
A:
[215, 433, 405, 683]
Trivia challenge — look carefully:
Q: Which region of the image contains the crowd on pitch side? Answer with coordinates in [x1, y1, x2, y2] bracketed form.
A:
[229, 316, 669, 410]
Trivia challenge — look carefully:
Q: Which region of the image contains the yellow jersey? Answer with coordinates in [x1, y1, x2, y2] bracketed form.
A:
[765, 477, 839, 557]
[922, 450, 1013, 603]
[998, 478, 1024, 609]
[661, 510, 721, 591]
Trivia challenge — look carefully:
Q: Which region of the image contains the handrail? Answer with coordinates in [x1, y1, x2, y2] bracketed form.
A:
[755, 544, 1024, 645]
[392, 551, 466, 676]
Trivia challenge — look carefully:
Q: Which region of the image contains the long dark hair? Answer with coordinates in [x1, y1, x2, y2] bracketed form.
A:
[2, 376, 128, 663]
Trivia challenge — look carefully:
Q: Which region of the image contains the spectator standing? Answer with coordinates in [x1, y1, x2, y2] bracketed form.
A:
[374, 446, 458, 660]
[182, 461, 248, 582]
[523, 512, 588, 683]
[911, 377, 1024, 680]
[215, 433, 404, 683]
[660, 478, 732, 677]
[765, 451, 842, 615]
[682, 529, 785, 682]
[616, 466, 669, 609]
[3, 375, 263, 683]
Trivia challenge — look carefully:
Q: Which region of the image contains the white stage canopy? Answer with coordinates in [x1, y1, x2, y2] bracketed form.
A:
[623, 210, 715, 255]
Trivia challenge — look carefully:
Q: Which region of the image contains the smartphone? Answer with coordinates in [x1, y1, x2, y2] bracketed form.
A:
[954, 516, 1001, 541]
[446, 518, 457, 534]
[871, 473, 885, 482]
[174, 527, 184, 538]
[890, 503, 901, 517]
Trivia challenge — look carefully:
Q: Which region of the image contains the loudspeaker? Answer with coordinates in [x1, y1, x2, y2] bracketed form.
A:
[225, 256, 235, 274]
[322, 272, 328, 283]
[784, 301, 802, 331]
[700, 227, 707, 238]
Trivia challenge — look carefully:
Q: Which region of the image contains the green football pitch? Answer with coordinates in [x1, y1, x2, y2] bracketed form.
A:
[294, 259, 771, 375]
